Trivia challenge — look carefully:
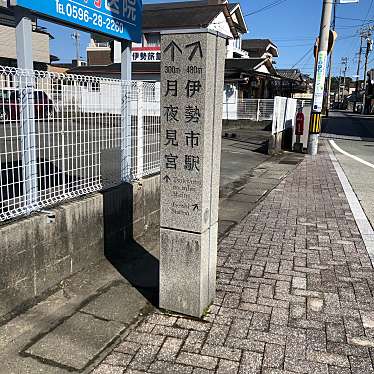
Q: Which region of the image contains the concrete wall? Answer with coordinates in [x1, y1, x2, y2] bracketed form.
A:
[0, 174, 160, 321]
[222, 119, 272, 131]
[0, 195, 104, 320]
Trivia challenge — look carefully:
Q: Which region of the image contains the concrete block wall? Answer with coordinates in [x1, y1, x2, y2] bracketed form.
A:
[0, 174, 161, 321]
[222, 119, 272, 131]
[0, 195, 104, 320]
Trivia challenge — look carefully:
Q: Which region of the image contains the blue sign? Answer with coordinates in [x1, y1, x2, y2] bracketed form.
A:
[15, 0, 142, 42]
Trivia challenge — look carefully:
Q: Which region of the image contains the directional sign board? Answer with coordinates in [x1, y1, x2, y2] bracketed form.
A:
[159, 31, 226, 317]
[13, 0, 142, 42]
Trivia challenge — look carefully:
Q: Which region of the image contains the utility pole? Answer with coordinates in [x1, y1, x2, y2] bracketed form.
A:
[342, 58, 348, 102]
[362, 34, 373, 114]
[337, 65, 342, 103]
[354, 35, 363, 111]
[326, 0, 337, 115]
[72, 31, 81, 67]
[339, 57, 348, 106]
[308, 0, 333, 156]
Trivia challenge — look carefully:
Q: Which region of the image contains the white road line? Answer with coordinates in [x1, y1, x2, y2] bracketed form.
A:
[326, 141, 374, 267]
[329, 139, 374, 170]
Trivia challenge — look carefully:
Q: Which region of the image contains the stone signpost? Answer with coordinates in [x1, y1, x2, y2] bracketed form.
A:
[159, 30, 226, 317]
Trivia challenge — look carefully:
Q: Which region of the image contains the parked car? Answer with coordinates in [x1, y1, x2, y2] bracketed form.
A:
[0, 89, 55, 121]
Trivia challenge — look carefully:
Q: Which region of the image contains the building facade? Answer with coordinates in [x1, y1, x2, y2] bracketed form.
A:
[225, 39, 279, 100]
[0, 3, 52, 70]
[69, 0, 250, 105]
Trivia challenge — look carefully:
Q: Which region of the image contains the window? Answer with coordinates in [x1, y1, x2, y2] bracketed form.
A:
[143, 33, 160, 47]
[234, 36, 242, 49]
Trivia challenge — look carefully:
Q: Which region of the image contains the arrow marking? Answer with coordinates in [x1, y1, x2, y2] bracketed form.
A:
[164, 41, 182, 62]
[163, 175, 171, 183]
[185, 41, 203, 61]
[192, 204, 199, 212]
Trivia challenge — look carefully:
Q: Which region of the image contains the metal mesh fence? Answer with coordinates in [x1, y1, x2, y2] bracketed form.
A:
[0, 66, 160, 222]
[222, 98, 275, 121]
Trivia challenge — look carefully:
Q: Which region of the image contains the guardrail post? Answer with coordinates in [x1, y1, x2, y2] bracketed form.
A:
[121, 40, 132, 181]
[136, 81, 144, 179]
[15, 9, 38, 211]
[256, 99, 261, 121]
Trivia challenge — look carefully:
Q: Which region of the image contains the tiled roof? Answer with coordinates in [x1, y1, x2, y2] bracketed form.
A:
[143, 2, 226, 29]
[242, 39, 277, 50]
[277, 69, 303, 81]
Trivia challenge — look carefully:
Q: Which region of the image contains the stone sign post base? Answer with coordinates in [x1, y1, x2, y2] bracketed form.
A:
[159, 30, 226, 317]
[160, 224, 218, 317]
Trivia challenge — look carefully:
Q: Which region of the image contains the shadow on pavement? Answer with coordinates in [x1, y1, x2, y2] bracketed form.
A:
[222, 133, 270, 155]
[322, 111, 374, 140]
[102, 183, 159, 308]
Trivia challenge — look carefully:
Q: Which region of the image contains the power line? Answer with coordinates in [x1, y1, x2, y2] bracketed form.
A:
[278, 34, 356, 49]
[273, 37, 315, 41]
[243, 0, 289, 17]
[274, 34, 356, 45]
[290, 47, 314, 69]
[336, 34, 360, 41]
[300, 50, 314, 71]
[344, 0, 374, 70]
[364, 0, 374, 23]
[336, 16, 374, 22]
[286, 34, 357, 75]
[277, 43, 316, 47]
[336, 24, 373, 29]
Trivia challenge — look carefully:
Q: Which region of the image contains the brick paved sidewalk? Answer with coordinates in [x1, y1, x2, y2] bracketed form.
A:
[92, 142, 374, 374]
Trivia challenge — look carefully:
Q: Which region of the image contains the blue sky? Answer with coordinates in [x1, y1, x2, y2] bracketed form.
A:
[40, 0, 374, 78]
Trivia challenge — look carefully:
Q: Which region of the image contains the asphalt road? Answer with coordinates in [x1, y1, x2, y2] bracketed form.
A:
[322, 110, 374, 140]
[322, 110, 374, 228]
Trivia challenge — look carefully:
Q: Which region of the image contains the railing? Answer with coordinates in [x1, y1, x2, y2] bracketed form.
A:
[0, 66, 160, 222]
[222, 99, 275, 121]
[297, 98, 312, 109]
[0, 67, 306, 223]
[87, 41, 111, 48]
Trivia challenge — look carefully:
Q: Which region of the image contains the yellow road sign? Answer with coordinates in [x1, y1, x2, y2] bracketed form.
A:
[309, 112, 321, 134]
